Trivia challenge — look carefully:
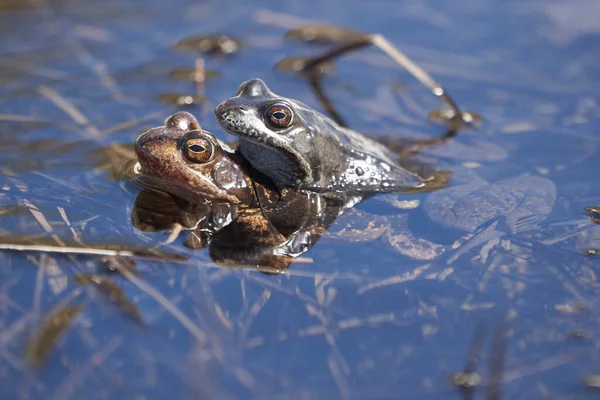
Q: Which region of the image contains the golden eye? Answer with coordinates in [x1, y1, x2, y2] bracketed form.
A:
[265, 104, 293, 129]
[182, 133, 215, 163]
[165, 111, 201, 131]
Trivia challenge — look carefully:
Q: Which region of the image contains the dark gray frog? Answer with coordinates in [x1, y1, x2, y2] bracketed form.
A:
[214, 78, 425, 195]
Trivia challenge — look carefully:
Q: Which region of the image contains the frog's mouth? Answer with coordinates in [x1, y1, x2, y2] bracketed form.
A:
[214, 103, 257, 139]
[238, 137, 311, 186]
[133, 169, 243, 206]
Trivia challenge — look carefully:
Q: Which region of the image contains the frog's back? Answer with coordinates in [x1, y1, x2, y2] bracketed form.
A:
[296, 101, 398, 163]
[279, 97, 422, 193]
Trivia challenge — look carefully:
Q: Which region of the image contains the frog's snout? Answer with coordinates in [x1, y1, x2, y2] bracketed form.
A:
[135, 132, 151, 152]
[214, 102, 228, 121]
[135, 129, 167, 160]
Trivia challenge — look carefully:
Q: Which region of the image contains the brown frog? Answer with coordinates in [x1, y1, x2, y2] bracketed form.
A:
[135, 111, 260, 207]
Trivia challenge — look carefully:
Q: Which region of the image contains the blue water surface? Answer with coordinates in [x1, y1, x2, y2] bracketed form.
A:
[0, 0, 599, 398]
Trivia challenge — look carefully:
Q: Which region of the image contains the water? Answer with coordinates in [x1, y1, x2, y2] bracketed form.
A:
[0, 0, 599, 398]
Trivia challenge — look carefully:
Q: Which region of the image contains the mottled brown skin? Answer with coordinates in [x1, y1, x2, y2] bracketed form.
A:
[135, 112, 261, 206]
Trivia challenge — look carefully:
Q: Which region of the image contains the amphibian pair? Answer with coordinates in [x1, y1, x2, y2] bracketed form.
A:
[134, 78, 439, 266]
[134, 110, 359, 270]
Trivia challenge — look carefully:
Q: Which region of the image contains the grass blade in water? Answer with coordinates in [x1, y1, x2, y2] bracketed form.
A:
[26, 303, 85, 368]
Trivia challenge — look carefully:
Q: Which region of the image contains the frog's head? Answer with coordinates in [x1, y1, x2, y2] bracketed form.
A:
[134, 111, 254, 205]
[215, 78, 317, 186]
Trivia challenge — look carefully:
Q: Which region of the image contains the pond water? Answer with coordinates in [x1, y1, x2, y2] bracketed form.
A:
[0, 0, 599, 398]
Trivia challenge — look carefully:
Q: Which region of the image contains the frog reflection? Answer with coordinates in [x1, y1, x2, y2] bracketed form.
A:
[132, 188, 332, 272]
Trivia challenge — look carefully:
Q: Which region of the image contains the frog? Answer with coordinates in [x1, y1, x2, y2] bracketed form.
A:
[134, 111, 260, 207]
[214, 78, 427, 195]
[134, 111, 356, 217]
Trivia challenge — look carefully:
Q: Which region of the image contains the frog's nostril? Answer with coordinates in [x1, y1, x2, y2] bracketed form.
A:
[135, 136, 153, 156]
[136, 135, 148, 148]
[135, 130, 165, 151]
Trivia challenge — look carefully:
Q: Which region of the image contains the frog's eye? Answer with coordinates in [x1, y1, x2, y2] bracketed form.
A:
[183, 136, 215, 163]
[165, 112, 201, 131]
[265, 104, 293, 129]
